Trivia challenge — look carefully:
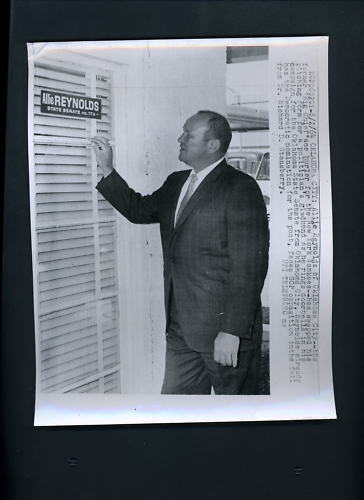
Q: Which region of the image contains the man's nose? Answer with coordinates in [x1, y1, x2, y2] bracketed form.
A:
[178, 132, 184, 143]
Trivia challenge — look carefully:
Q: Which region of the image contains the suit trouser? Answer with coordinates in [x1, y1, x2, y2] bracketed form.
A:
[161, 293, 261, 395]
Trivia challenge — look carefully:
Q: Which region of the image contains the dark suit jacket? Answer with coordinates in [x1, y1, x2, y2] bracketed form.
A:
[97, 160, 269, 352]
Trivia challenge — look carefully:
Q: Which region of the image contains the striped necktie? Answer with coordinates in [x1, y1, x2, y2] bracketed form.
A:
[175, 172, 198, 224]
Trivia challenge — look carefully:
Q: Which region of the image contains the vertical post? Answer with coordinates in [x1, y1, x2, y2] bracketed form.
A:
[90, 70, 105, 393]
[111, 66, 128, 393]
[28, 53, 42, 395]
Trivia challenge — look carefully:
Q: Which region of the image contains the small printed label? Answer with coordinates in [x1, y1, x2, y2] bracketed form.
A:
[40, 90, 102, 119]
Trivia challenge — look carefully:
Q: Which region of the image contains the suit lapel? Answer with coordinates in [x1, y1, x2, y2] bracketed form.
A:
[174, 160, 227, 231]
[167, 169, 191, 233]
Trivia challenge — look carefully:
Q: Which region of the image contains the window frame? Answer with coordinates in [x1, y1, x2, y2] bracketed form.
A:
[28, 48, 128, 394]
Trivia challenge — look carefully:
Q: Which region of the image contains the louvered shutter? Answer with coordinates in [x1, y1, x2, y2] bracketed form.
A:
[30, 59, 122, 393]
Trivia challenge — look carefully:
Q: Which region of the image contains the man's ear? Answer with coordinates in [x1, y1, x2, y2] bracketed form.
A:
[208, 138, 221, 153]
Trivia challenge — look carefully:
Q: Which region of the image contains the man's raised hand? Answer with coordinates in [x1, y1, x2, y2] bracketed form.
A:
[90, 136, 114, 177]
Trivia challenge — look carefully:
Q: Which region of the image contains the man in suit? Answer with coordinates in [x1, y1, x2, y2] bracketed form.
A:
[92, 110, 269, 395]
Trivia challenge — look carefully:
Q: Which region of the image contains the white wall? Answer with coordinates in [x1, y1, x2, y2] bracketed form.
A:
[113, 46, 227, 393]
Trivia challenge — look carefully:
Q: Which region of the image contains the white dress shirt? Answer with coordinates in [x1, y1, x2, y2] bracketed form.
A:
[174, 157, 225, 226]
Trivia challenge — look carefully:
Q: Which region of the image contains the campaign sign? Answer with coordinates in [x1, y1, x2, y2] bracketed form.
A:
[40, 90, 102, 119]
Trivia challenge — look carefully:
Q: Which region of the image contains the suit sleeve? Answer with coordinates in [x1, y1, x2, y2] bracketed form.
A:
[220, 176, 269, 339]
[96, 169, 166, 224]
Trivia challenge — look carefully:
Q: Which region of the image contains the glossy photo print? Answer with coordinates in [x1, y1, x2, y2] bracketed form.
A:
[27, 37, 335, 425]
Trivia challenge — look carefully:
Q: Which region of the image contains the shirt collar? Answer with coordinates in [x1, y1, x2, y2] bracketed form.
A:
[191, 156, 225, 182]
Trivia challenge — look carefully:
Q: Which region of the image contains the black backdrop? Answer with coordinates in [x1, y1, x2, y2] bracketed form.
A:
[2, 1, 363, 499]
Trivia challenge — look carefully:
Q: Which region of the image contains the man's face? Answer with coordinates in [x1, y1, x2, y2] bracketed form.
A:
[178, 114, 211, 169]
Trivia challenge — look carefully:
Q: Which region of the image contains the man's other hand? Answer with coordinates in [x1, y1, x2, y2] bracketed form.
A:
[90, 136, 113, 177]
[214, 332, 240, 367]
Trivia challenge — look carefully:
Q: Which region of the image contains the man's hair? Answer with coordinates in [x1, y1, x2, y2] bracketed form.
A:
[197, 110, 232, 154]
